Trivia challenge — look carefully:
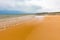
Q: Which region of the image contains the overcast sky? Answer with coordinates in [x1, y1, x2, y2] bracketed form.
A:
[0, 0, 60, 13]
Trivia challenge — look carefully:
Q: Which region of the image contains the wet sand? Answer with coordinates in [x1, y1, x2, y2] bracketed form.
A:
[0, 15, 60, 40]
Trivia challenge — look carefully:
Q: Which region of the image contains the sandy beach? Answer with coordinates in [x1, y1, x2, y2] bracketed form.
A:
[0, 15, 60, 40]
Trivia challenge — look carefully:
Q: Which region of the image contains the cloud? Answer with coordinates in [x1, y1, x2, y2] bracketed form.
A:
[0, 0, 60, 13]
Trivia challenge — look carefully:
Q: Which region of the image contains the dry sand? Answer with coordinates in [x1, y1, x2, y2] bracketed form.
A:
[0, 15, 60, 40]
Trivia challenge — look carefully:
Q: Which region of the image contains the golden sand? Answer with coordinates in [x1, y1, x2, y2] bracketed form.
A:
[0, 15, 60, 40]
